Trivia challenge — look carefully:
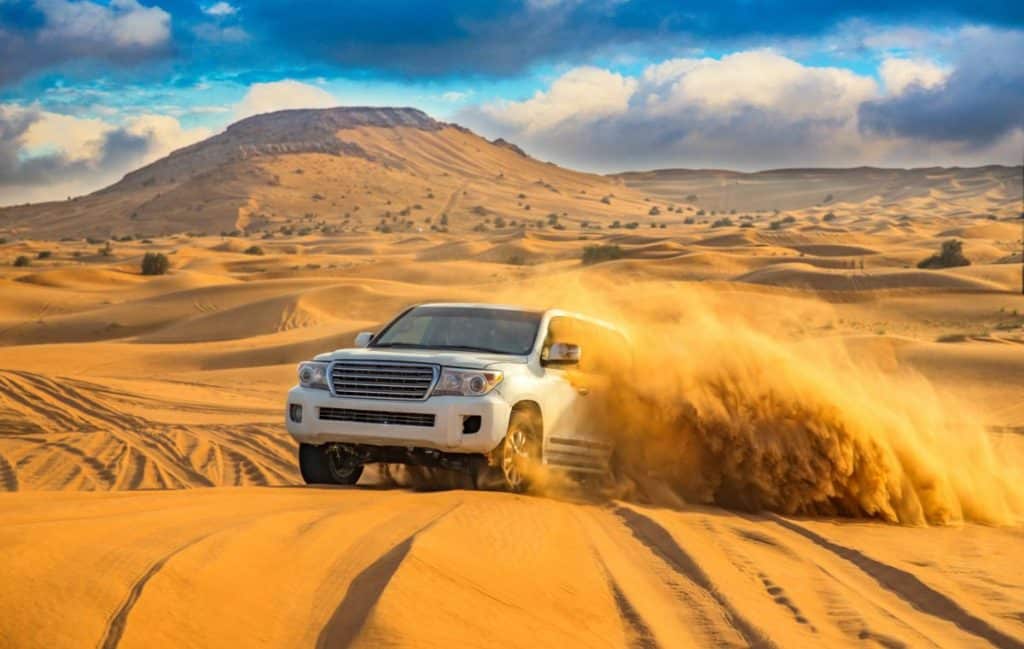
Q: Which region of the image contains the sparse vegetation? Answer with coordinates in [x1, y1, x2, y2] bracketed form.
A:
[244, 246, 265, 256]
[711, 217, 734, 228]
[13, 255, 30, 267]
[141, 252, 170, 275]
[823, 212, 837, 222]
[648, 206, 660, 216]
[918, 239, 970, 269]
[581, 244, 624, 265]
[37, 250, 52, 259]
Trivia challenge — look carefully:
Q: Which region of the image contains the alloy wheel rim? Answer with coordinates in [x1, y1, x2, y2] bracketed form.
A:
[328, 450, 357, 481]
[502, 428, 529, 490]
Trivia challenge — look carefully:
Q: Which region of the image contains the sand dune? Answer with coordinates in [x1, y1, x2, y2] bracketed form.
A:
[1, 110, 1023, 647]
[2, 488, 1023, 648]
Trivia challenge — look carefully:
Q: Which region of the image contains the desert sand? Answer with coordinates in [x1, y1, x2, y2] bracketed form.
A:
[1, 108, 1023, 648]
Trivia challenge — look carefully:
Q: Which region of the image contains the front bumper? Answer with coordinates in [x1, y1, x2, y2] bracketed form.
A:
[285, 386, 511, 454]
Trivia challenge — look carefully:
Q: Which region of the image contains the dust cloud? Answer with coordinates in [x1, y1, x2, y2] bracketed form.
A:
[508, 277, 1023, 525]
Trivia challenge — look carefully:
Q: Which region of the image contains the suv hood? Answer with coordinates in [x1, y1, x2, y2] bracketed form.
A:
[316, 347, 527, 369]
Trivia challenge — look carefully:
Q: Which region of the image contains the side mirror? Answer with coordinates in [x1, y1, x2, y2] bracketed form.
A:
[544, 342, 581, 365]
[354, 331, 374, 348]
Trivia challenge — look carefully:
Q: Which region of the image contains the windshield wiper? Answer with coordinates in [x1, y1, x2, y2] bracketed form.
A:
[369, 342, 425, 348]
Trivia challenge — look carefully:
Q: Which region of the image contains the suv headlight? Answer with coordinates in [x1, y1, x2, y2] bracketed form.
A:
[298, 361, 330, 390]
[433, 367, 503, 396]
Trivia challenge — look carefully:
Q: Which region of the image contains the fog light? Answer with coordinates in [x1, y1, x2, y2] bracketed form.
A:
[462, 415, 481, 435]
[289, 404, 303, 423]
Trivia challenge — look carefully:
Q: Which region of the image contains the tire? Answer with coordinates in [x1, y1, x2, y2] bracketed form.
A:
[299, 443, 364, 485]
[497, 409, 541, 493]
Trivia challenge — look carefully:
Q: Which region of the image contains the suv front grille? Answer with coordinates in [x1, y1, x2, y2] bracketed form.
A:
[329, 361, 437, 400]
[318, 407, 435, 427]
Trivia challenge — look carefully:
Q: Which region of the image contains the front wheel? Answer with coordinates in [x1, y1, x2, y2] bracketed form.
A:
[497, 410, 541, 492]
[299, 443, 364, 485]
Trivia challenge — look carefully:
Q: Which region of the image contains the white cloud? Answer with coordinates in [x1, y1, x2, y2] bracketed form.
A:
[36, 0, 171, 48]
[19, 110, 111, 161]
[459, 49, 1021, 171]
[202, 1, 237, 16]
[480, 66, 636, 133]
[441, 90, 473, 102]
[641, 50, 877, 119]
[232, 80, 338, 120]
[879, 57, 950, 95]
[1, 104, 209, 205]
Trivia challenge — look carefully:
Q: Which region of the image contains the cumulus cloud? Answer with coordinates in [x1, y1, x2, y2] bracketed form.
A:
[860, 28, 1024, 147]
[641, 51, 876, 119]
[232, 80, 338, 120]
[461, 51, 878, 170]
[879, 58, 950, 95]
[0, 0, 172, 86]
[0, 105, 208, 205]
[480, 67, 636, 133]
[202, 2, 237, 17]
[460, 48, 1022, 170]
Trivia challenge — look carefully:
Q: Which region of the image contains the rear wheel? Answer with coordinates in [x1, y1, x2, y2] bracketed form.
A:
[299, 443, 364, 485]
[498, 409, 541, 492]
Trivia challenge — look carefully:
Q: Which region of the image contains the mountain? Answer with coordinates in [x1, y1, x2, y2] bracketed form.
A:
[1, 106, 1020, 239]
[0, 107, 643, 238]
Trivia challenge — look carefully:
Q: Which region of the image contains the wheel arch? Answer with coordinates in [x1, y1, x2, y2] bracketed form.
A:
[509, 399, 543, 434]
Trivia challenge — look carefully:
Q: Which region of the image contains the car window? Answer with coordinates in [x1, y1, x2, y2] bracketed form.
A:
[373, 306, 542, 355]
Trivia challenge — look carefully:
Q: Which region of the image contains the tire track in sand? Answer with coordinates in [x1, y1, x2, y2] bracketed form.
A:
[615, 505, 777, 649]
[316, 502, 462, 649]
[769, 515, 1024, 649]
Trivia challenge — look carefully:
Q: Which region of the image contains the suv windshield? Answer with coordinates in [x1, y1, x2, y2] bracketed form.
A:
[371, 306, 542, 355]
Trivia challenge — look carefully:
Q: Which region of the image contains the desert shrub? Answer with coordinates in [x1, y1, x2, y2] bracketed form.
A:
[600, 195, 612, 205]
[711, 217, 734, 228]
[740, 222, 754, 228]
[98, 242, 113, 256]
[86, 237, 105, 245]
[0, 237, 8, 244]
[648, 206, 661, 216]
[141, 252, 170, 275]
[581, 244, 624, 265]
[683, 217, 695, 225]
[918, 239, 971, 269]
[244, 245, 264, 256]
[494, 216, 507, 228]
[440, 213, 449, 226]
[13, 255, 30, 267]
[37, 250, 52, 259]
[473, 223, 488, 232]
[823, 212, 837, 222]
[624, 222, 639, 230]
[610, 220, 622, 229]
[685, 193, 698, 202]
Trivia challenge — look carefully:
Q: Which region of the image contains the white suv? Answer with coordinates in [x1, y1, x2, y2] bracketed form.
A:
[285, 303, 622, 491]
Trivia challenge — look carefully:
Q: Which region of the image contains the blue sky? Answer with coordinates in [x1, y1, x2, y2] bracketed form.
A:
[1, 0, 1022, 204]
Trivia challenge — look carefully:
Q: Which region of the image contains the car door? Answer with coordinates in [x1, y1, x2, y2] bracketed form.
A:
[539, 316, 617, 472]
